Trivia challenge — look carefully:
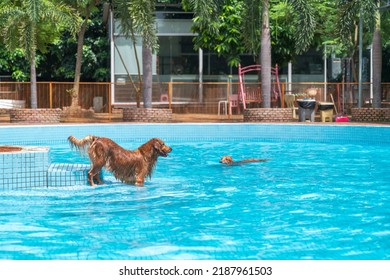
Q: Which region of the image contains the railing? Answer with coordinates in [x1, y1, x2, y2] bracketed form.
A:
[0, 82, 111, 112]
[0, 81, 389, 115]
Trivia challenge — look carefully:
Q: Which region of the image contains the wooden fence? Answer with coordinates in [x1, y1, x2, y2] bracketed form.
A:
[0, 81, 389, 115]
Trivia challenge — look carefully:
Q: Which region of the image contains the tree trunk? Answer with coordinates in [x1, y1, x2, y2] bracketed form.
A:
[261, 0, 271, 108]
[30, 52, 38, 109]
[142, 41, 153, 108]
[71, 12, 90, 108]
[372, 7, 382, 108]
[132, 30, 142, 107]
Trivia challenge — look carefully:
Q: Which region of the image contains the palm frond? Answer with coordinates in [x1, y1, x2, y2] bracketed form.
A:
[0, 6, 33, 57]
[23, 21, 37, 61]
[0, 0, 81, 59]
[113, 0, 159, 52]
[241, 0, 262, 57]
[114, 0, 136, 41]
[337, 0, 376, 47]
[185, 0, 220, 34]
[290, 0, 316, 54]
[128, 0, 158, 51]
[40, 0, 81, 36]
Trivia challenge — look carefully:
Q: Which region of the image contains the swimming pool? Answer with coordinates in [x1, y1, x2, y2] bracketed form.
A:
[0, 124, 389, 260]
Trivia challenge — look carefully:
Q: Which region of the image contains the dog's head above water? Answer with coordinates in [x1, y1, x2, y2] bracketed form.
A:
[220, 155, 233, 164]
[150, 138, 172, 157]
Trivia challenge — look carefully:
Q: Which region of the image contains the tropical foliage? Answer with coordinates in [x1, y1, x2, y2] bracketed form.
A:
[64, 0, 101, 108]
[0, 2, 109, 82]
[0, 0, 389, 109]
[0, 0, 80, 108]
[38, 4, 109, 82]
[189, 0, 246, 67]
[185, 0, 317, 107]
[113, 0, 159, 108]
[0, 48, 30, 81]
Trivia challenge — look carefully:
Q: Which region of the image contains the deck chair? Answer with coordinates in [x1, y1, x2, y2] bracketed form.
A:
[284, 94, 298, 119]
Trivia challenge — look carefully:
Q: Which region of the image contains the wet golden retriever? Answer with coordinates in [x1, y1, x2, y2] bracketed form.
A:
[68, 136, 172, 186]
[220, 155, 269, 165]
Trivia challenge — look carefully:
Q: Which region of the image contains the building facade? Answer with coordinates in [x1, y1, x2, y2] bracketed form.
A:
[106, 4, 373, 106]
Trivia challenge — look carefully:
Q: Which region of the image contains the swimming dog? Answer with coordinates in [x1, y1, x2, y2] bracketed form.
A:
[219, 155, 269, 165]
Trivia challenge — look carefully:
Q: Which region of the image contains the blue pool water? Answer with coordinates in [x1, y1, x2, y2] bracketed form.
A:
[0, 129, 389, 260]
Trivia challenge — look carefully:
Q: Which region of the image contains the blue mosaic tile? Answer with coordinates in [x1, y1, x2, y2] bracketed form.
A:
[0, 146, 50, 189]
[0, 123, 389, 189]
[0, 145, 90, 189]
[0, 124, 389, 145]
[47, 163, 89, 187]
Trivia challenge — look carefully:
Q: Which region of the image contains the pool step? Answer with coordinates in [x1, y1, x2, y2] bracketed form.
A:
[1, 146, 92, 188]
[47, 163, 89, 187]
[0, 146, 50, 189]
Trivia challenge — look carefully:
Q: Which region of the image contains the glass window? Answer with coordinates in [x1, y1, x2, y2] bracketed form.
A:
[157, 36, 198, 80]
[293, 49, 323, 75]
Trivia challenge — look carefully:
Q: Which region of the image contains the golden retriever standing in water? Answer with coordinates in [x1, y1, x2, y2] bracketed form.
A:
[220, 155, 269, 165]
[68, 136, 172, 186]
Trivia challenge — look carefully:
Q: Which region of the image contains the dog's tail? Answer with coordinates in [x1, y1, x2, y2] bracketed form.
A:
[68, 135, 98, 155]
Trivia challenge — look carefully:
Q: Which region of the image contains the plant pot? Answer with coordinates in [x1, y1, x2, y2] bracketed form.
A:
[9, 108, 62, 123]
[122, 108, 172, 123]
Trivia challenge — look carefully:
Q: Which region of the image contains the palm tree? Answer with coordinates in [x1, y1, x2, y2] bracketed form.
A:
[260, 0, 271, 108]
[337, 0, 377, 106]
[372, 0, 382, 108]
[263, 0, 316, 107]
[0, 0, 80, 109]
[65, 0, 100, 110]
[187, 0, 316, 108]
[113, 0, 158, 108]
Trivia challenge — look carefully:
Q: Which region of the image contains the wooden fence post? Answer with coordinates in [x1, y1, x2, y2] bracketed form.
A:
[49, 82, 53, 108]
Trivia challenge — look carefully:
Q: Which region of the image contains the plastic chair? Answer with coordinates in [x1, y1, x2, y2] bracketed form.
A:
[218, 100, 228, 115]
[284, 94, 298, 119]
[229, 94, 240, 115]
[320, 110, 333, 122]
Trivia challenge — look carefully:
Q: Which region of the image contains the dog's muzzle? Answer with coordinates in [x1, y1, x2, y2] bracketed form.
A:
[160, 146, 172, 157]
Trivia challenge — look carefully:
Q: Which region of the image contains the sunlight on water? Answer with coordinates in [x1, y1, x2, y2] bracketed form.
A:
[0, 140, 389, 260]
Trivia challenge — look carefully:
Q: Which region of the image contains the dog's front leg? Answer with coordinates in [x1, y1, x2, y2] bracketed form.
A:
[88, 161, 104, 186]
[88, 171, 96, 186]
[135, 176, 145, 187]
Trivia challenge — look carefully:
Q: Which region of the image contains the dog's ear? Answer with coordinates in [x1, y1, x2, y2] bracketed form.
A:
[153, 139, 162, 150]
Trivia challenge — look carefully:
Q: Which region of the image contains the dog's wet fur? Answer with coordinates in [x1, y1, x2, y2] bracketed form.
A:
[219, 155, 269, 165]
[68, 136, 172, 186]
